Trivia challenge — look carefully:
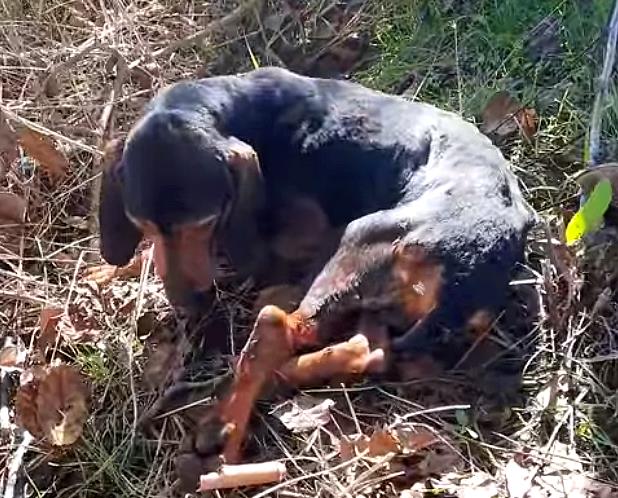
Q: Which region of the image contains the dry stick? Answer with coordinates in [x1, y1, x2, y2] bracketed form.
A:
[34, 37, 100, 100]
[198, 461, 287, 491]
[0, 337, 13, 435]
[0, 106, 100, 156]
[588, 0, 618, 166]
[128, 0, 265, 70]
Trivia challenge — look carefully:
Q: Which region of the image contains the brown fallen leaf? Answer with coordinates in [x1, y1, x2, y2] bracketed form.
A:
[271, 395, 335, 433]
[367, 429, 401, 456]
[18, 127, 68, 179]
[0, 192, 27, 224]
[339, 428, 401, 460]
[395, 426, 441, 453]
[38, 304, 101, 352]
[82, 247, 155, 286]
[38, 306, 65, 352]
[0, 110, 18, 175]
[480, 91, 537, 140]
[15, 364, 89, 446]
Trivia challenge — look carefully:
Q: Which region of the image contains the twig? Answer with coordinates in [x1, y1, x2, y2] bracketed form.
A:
[34, 37, 100, 100]
[131, 0, 264, 65]
[0, 337, 13, 435]
[0, 106, 101, 156]
[3, 431, 33, 498]
[588, 0, 618, 165]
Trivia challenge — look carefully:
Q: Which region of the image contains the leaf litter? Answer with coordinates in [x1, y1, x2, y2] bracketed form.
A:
[17, 127, 69, 180]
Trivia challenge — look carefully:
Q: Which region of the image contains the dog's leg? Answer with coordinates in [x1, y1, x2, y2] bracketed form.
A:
[179, 208, 442, 487]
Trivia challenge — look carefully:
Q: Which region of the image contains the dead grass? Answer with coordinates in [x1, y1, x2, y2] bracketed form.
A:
[1, 0, 618, 497]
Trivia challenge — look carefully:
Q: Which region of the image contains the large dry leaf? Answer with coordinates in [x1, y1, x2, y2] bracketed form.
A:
[271, 395, 335, 433]
[0, 192, 26, 224]
[15, 364, 89, 446]
[480, 92, 537, 140]
[18, 127, 68, 179]
[0, 110, 18, 175]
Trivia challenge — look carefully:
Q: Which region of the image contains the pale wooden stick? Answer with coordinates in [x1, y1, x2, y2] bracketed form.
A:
[198, 461, 286, 491]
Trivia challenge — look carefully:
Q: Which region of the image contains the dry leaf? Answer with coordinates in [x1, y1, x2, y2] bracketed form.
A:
[339, 428, 401, 460]
[83, 261, 141, 285]
[15, 364, 89, 446]
[480, 92, 537, 140]
[0, 192, 26, 224]
[38, 304, 101, 351]
[367, 429, 401, 456]
[83, 247, 155, 286]
[18, 127, 68, 179]
[0, 110, 18, 175]
[429, 471, 498, 498]
[271, 395, 334, 433]
[396, 426, 441, 453]
[38, 306, 65, 352]
[339, 433, 370, 461]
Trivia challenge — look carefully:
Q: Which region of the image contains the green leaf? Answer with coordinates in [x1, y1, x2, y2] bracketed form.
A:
[565, 178, 613, 245]
[583, 132, 591, 164]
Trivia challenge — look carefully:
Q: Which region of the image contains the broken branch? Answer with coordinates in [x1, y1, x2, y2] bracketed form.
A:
[198, 461, 286, 491]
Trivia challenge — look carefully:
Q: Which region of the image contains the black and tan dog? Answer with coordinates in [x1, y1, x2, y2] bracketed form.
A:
[98, 67, 536, 481]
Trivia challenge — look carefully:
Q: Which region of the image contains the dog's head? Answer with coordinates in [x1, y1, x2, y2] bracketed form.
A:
[98, 110, 263, 310]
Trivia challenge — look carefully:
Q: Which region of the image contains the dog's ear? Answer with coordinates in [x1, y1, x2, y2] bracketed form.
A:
[98, 138, 142, 266]
[221, 138, 267, 275]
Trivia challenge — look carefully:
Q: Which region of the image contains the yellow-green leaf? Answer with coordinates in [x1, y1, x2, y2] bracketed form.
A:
[565, 178, 613, 245]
